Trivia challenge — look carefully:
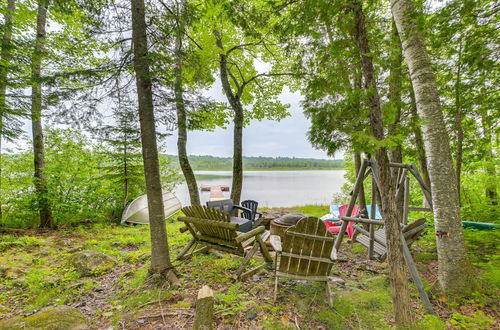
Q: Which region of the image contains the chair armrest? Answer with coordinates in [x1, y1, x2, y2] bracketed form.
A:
[254, 211, 263, 219]
[235, 225, 265, 244]
[330, 247, 337, 260]
[233, 205, 253, 214]
[269, 235, 282, 252]
[179, 226, 189, 233]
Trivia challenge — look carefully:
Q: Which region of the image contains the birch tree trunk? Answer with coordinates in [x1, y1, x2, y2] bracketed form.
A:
[352, 1, 413, 326]
[31, 0, 54, 229]
[130, 0, 179, 283]
[391, 0, 471, 295]
[0, 0, 16, 221]
[174, 3, 200, 206]
[453, 41, 463, 204]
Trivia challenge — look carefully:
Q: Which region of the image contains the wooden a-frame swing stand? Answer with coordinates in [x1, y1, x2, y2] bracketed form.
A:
[332, 158, 436, 315]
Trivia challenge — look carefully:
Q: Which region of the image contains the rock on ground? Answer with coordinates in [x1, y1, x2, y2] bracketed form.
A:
[0, 305, 87, 330]
[69, 250, 117, 276]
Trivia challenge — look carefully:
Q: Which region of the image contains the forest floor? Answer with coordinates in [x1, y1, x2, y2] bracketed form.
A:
[0, 205, 498, 329]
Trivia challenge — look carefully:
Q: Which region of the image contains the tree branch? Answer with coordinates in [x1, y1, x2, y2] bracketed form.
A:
[226, 41, 263, 55]
[237, 72, 296, 97]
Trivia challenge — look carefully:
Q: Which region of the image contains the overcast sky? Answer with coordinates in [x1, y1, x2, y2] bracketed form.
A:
[5, 82, 338, 160]
[162, 81, 337, 160]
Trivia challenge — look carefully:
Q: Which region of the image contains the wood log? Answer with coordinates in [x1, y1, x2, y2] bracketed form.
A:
[193, 285, 214, 330]
[340, 216, 385, 225]
[400, 234, 435, 315]
[234, 225, 265, 243]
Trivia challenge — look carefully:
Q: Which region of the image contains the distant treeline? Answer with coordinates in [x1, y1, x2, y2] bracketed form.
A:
[164, 155, 344, 170]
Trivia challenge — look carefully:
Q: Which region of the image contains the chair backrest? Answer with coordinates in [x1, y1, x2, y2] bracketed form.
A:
[402, 218, 427, 240]
[339, 204, 360, 217]
[241, 200, 258, 220]
[279, 217, 336, 278]
[181, 206, 238, 244]
[206, 199, 234, 215]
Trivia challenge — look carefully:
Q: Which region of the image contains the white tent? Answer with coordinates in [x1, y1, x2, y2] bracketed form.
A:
[121, 191, 182, 225]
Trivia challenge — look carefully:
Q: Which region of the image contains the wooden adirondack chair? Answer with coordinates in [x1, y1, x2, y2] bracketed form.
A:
[270, 216, 336, 306]
[352, 217, 427, 261]
[177, 205, 273, 279]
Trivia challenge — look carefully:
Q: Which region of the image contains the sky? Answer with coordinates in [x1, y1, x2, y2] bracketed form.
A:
[162, 81, 337, 159]
[4, 82, 339, 160]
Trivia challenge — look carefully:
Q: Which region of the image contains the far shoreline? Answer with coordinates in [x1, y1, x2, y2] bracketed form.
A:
[190, 168, 346, 172]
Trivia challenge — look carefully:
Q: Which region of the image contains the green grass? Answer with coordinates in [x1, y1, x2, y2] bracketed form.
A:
[291, 205, 330, 217]
[1, 207, 498, 329]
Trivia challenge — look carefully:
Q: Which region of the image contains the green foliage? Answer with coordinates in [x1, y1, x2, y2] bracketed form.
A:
[0, 129, 180, 228]
[214, 282, 251, 316]
[449, 311, 495, 329]
[165, 155, 344, 171]
[418, 315, 446, 329]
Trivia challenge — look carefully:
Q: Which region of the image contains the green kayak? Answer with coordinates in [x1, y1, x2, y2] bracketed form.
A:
[462, 221, 499, 230]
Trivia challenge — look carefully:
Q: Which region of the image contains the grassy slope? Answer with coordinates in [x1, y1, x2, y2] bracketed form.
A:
[0, 206, 498, 329]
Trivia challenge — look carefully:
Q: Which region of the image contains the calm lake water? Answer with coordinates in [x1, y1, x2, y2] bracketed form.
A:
[174, 170, 347, 207]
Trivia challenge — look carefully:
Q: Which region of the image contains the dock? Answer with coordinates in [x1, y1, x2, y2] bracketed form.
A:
[200, 185, 229, 201]
[200, 185, 229, 192]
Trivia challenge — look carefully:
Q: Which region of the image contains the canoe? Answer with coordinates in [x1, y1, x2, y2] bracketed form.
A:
[462, 221, 499, 231]
[121, 191, 182, 225]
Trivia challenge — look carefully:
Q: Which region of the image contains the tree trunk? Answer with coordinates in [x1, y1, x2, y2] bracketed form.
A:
[213, 30, 244, 204]
[354, 152, 367, 217]
[391, 0, 471, 295]
[481, 113, 497, 205]
[0, 0, 16, 221]
[453, 41, 463, 204]
[388, 20, 403, 165]
[174, 5, 200, 206]
[123, 140, 129, 208]
[352, 1, 413, 326]
[230, 109, 244, 205]
[409, 88, 431, 189]
[351, 68, 367, 217]
[193, 286, 214, 330]
[31, 0, 54, 229]
[130, 0, 179, 283]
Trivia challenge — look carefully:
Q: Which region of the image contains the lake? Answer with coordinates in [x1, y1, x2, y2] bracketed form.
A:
[174, 170, 347, 207]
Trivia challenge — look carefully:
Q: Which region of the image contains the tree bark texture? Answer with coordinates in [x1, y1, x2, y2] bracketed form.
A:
[0, 0, 16, 221]
[481, 114, 497, 205]
[131, 0, 178, 282]
[31, 0, 54, 229]
[352, 1, 413, 326]
[175, 5, 200, 206]
[193, 285, 214, 330]
[388, 20, 403, 165]
[409, 88, 431, 189]
[354, 152, 367, 217]
[213, 31, 244, 205]
[391, 0, 471, 295]
[453, 41, 463, 204]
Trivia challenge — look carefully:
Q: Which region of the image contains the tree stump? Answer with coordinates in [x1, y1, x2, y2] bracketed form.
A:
[193, 285, 214, 330]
